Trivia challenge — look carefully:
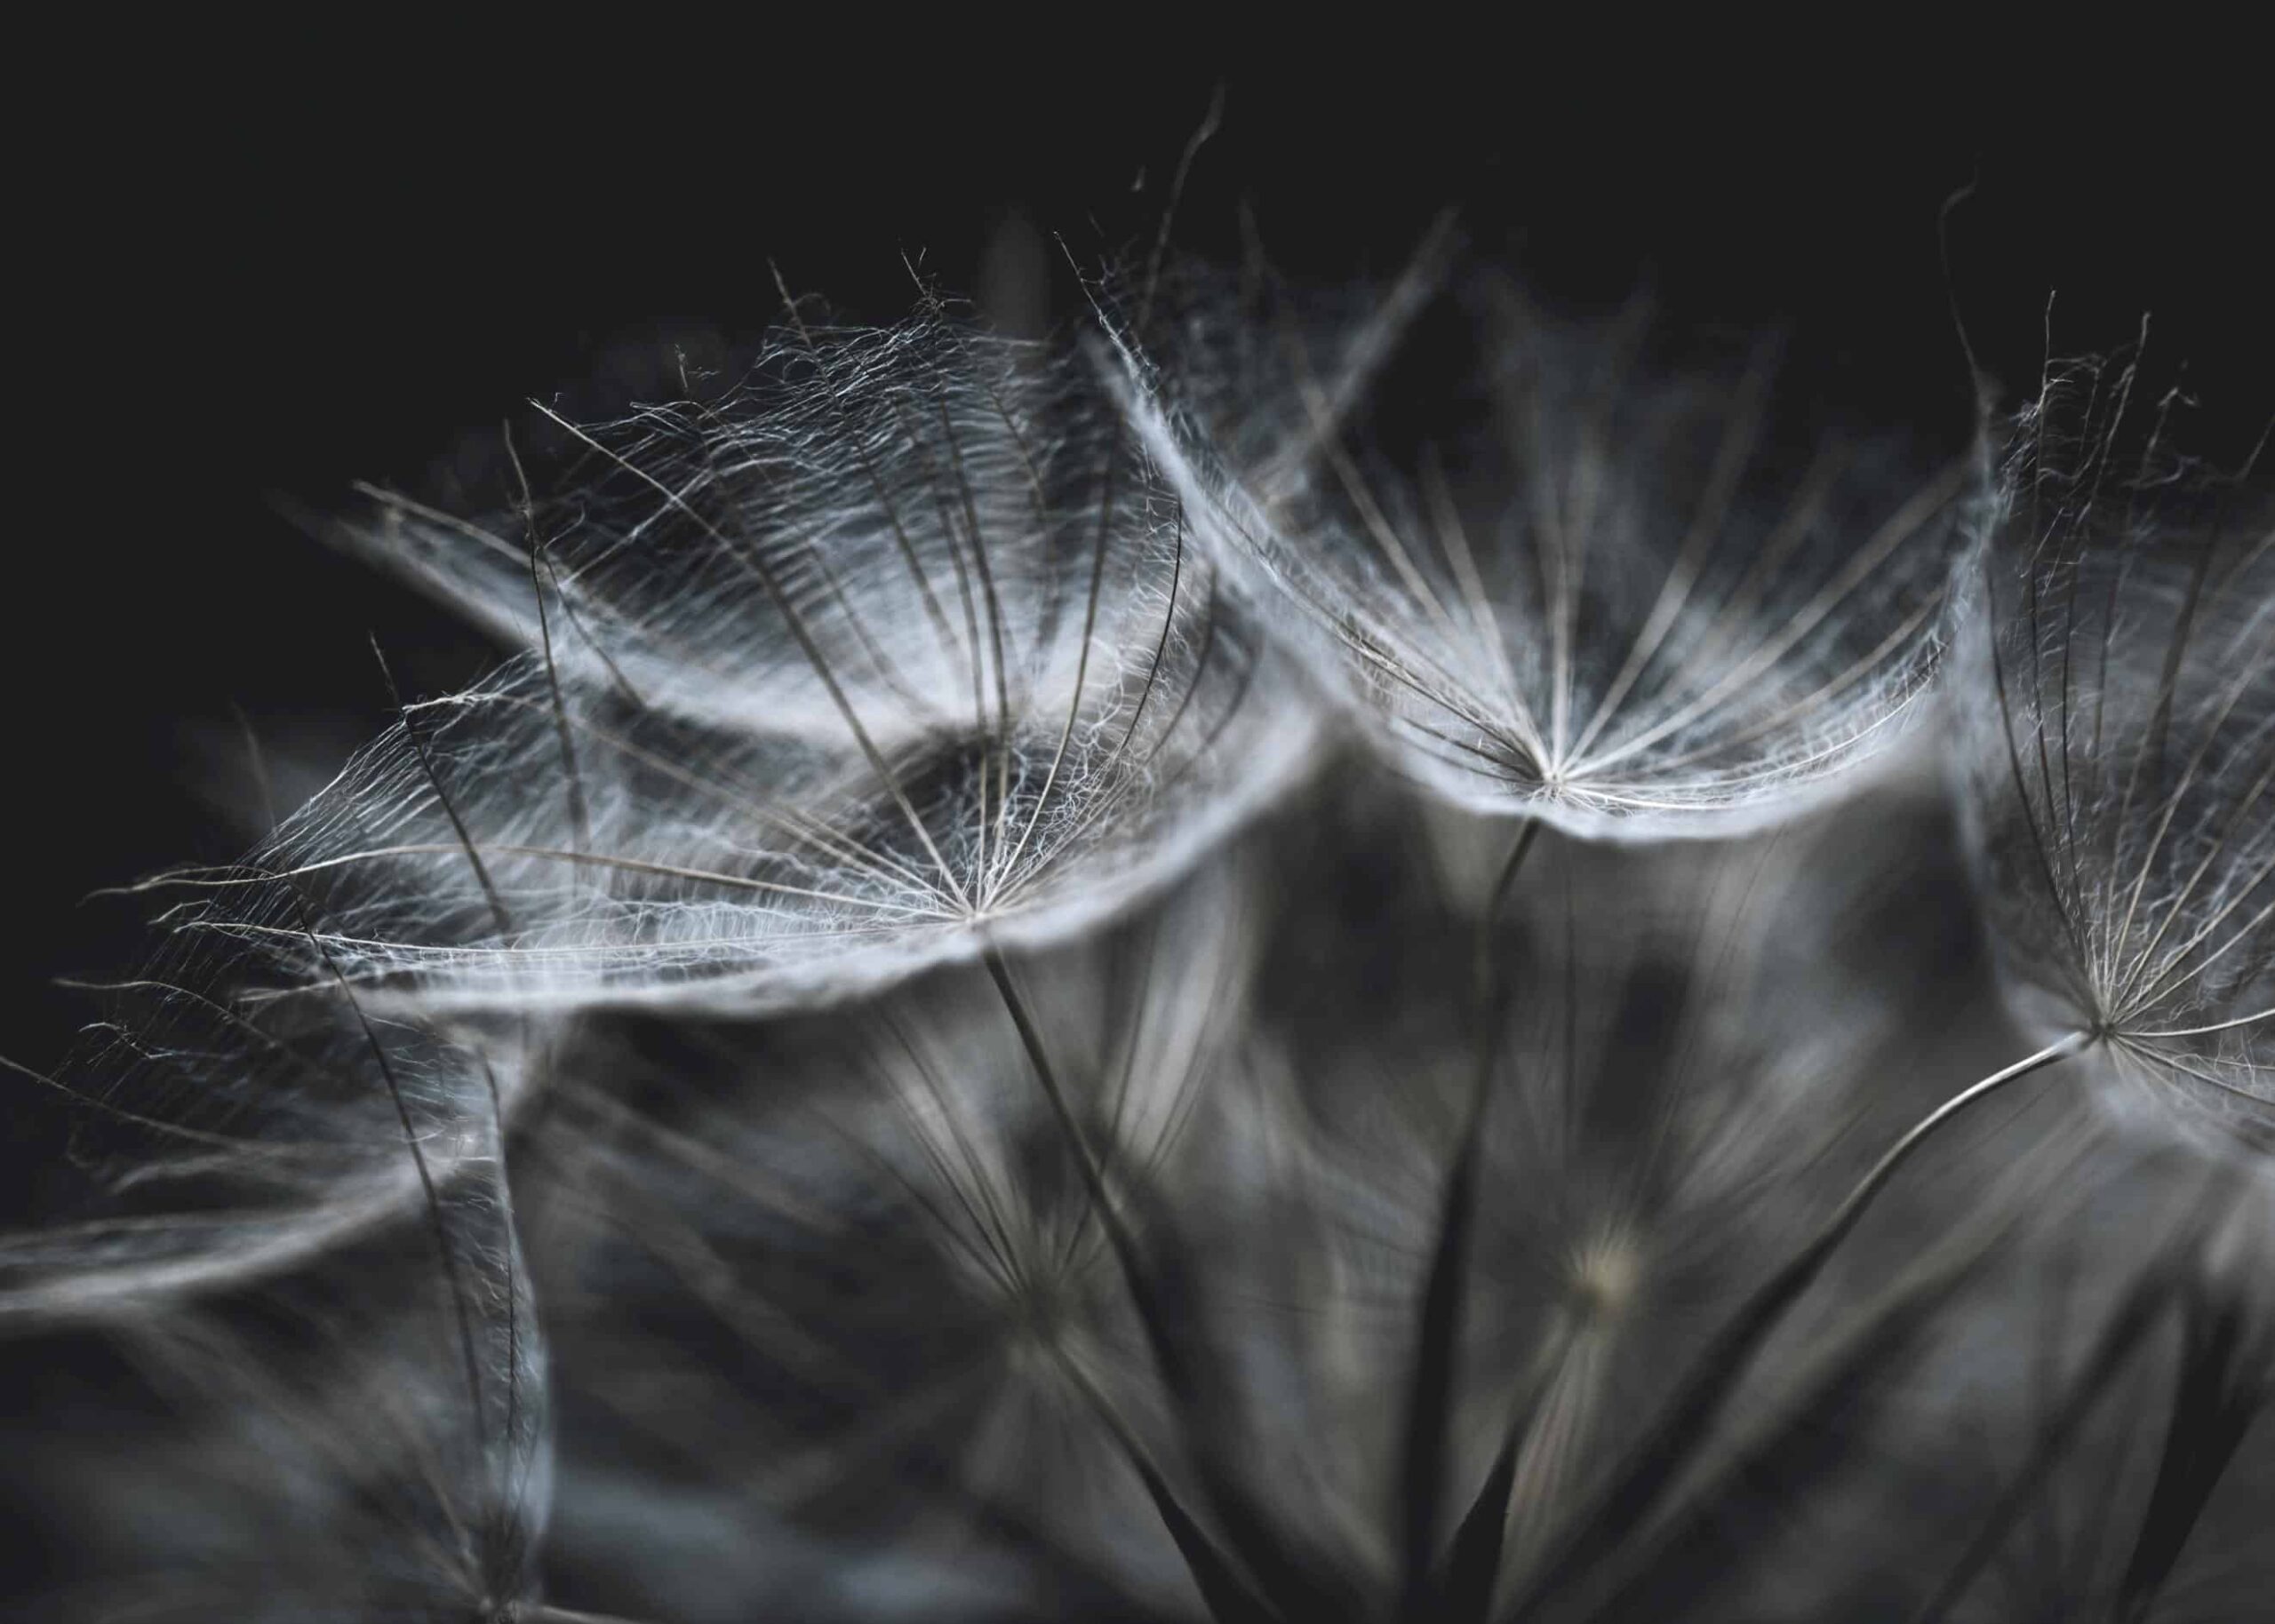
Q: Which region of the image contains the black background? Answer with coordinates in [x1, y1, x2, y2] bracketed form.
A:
[7, 43, 2267, 1079]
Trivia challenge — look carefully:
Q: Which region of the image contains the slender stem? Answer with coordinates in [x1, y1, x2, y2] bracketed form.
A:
[982, 945, 1191, 1402]
[1506, 1028, 2091, 1620]
[1907, 1266, 2174, 1624]
[503, 418, 593, 859]
[1824, 1031, 2090, 1255]
[984, 943, 1329, 1621]
[1050, 1340, 1278, 1624]
[1477, 823, 1547, 1034]
[1398, 817, 1543, 1616]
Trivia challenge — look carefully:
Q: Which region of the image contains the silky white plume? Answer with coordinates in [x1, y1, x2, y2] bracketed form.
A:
[268, 307, 1320, 1017]
[1105, 238, 1976, 840]
[1954, 339, 2273, 1145]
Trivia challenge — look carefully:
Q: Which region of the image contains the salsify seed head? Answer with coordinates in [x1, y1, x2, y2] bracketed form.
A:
[1104, 238, 1980, 840]
[222, 305, 1321, 1019]
[1953, 337, 2273, 1147]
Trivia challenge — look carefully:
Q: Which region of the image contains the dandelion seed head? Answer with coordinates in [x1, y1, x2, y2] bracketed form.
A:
[284, 308, 1319, 1020]
[1954, 341, 2274, 1146]
[1105, 248, 1978, 840]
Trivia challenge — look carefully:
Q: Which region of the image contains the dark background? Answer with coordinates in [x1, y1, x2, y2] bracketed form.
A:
[7, 45, 2267, 1079]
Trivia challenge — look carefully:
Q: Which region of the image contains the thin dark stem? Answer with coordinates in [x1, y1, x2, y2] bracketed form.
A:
[982, 945, 1335, 1622]
[1050, 1340, 1280, 1624]
[1505, 1030, 2090, 1620]
[504, 418, 593, 857]
[284, 887, 490, 1447]
[1908, 1266, 2175, 1624]
[371, 638, 515, 936]
[1398, 816, 1543, 1619]
[981, 946, 1187, 1396]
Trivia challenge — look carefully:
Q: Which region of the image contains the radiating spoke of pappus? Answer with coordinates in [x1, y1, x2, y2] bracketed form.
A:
[515, 871, 1265, 1622]
[1100, 235, 1980, 840]
[8, 1079, 550, 1624]
[1953, 338, 2274, 1147]
[259, 306, 1317, 1017]
[339, 305, 1158, 747]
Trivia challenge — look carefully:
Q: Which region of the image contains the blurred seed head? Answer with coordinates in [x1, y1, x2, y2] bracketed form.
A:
[14, 1106, 547, 1621]
[515, 864, 1265, 1620]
